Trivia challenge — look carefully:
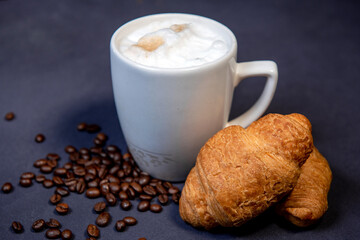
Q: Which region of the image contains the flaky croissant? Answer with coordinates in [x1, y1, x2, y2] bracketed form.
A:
[276, 147, 332, 227]
[179, 113, 314, 229]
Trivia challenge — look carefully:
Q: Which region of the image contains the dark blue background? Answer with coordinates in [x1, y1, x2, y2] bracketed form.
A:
[1, 0, 360, 239]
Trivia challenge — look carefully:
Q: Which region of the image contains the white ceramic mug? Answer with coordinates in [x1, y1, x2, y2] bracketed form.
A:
[110, 13, 278, 181]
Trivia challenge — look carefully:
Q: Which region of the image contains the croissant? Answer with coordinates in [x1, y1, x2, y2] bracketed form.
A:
[276, 147, 332, 227]
[179, 113, 313, 229]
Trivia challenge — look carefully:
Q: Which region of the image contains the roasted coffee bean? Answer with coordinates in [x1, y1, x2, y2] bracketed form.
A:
[123, 176, 133, 183]
[156, 183, 167, 195]
[46, 228, 61, 239]
[137, 200, 150, 212]
[69, 152, 79, 162]
[76, 178, 86, 194]
[143, 185, 156, 196]
[40, 164, 53, 173]
[150, 203, 163, 213]
[96, 133, 108, 142]
[120, 200, 132, 211]
[96, 212, 111, 227]
[97, 166, 108, 179]
[123, 216, 137, 226]
[35, 174, 46, 183]
[68, 184, 76, 192]
[172, 192, 180, 204]
[109, 165, 120, 175]
[112, 152, 122, 164]
[138, 238, 147, 240]
[20, 172, 35, 179]
[107, 175, 120, 184]
[1, 182, 13, 193]
[79, 147, 89, 156]
[93, 137, 104, 146]
[55, 187, 69, 196]
[73, 166, 86, 176]
[118, 191, 128, 200]
[87, 224, 100, 238]
[139, 194, 153, 201]
[63, 162, 73, 170]
[106, 145, 118, 152]
[86, 124, 101, 133]
[35, 133, 45, 143]
[168, 186, 180, 194]
[105, 192, 117, 206]
[115, 220, 126, 232]
[52, 176, 64, 186]
[86, 187, 101, 198]
[100, 182, 110, 195]
[49, 193, 62, 204]
[158, 194, 169, 205]
[5, 112, 15, 121]
[117, 169, 125, 178]
[19, 178, 32, 187]
[64, 178, 77, 187]
[132, 169, 140, 178]
[34, 158, 48, 168]
[126, 187, 136, 200]
[77, 122, 87, 131]
[48, 159, 58, 168]
[54, 168, 67, 176]
[66, 171, 75, 179]
[84, 173, 96, 182]
[109, 182, 121, 194]
[138, 175, 150, 186]
[46, 218, 61, 228]
[93, 201, 107, 213]
[130, 182, 143, 193]
[11, 221, 23, 233]
[61, 229, 72, 240]
[77, 157, 88, 165]
[87, 179, 99, 188]
[43, 179, 54, 188]
[122, 161, 132, 176]
[65, 145, 77, 154]
[32, 219, 45, 232]
[56, 203, 69, 214]
[90, 146, 102, 155]
[47, 153, 60, 161]
[163, 181, 172, 189]
[120, 182, 130, 192]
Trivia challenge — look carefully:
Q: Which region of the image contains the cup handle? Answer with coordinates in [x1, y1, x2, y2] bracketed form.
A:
[226, 60, 278, 128]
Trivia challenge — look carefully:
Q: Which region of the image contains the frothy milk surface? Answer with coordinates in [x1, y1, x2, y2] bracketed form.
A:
[118, 19, 229, 68]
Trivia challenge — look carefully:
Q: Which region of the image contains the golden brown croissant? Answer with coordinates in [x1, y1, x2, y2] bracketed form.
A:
[179, 113, 314, 229]
[276, 147, 332, 227]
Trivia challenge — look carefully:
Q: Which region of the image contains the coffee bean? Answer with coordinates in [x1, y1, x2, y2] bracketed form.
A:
[52, 176, 64, 186]
[61, 229, 72, 240]
[65, 145, 77, 154]
[118, 191, 128, 200]
[55, 187, 69, 196]
[172, 192, 180, 204]
[124, 176, 133, 183]
[109, 182, 121, 194]
[158, 194, 169, 205]
[69, 152, 79, 162]
[46, 218, 61, 228]
[63, 162, 73, 170]
[122, 161, 132, 176]
[94, 201, 107, 213]
[168, 186, 180, 194]
[47, 159, 58, 168]
[130, 182, 143, 193]
[155, 182, 167, 195]
[73, 166, 86, 177]
[105, 192, 117, 206]
[115, 220, 126, 232]
[76, 178, 86, 194]
[50, 193, 62, 204]
[5, 112, 15, 121]
[123, 216, 137, 226]
[87, 224, 100, 238]
[96, 212, 111, 227]
[46, 228, 61, 239]
[11, 221, 23, 233]
[54, 168, 67, 176]
[43, 179, 54, 188]
[93, 137, 104, 146]
[77, 122, 87, 131]
[1, 182, 13, 193]
[126, 187, 136, 200]
[47, 153, 60, 161]
[120, 200, 132, 211]
[138, 175, 150, 186]
[97, 166, 108, 179]
[86, 187, 101, 198]
[150, 203, 162, 213]
[35, 174, 46, 183]
[87, 179, 99, 188]
[143, 185, 156, 196]
[163, 181, 173, 189]
[138, 238, 147, 240]
[137, 200, 150, 212]
[86, 124, 101, 133]
[32, 219, 45, 232]
[96, 133, 108, 142]
[19, 178, 32, 187]
[84, 173, 96, 182]
[40, 164, 53, 174]
[20, 172, 35, 179]
[35, 133, 45, 143]
[120, 182, 130, 192]
[106, 145, 118, 152]
[117, 169, 125, 178]
[34, 158, 48, 168]
[56, 203, 69, 215]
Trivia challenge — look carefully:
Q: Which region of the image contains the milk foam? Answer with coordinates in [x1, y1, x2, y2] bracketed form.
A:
[119, 19, 229, 68]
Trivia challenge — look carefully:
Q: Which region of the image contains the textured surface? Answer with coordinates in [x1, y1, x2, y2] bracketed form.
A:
[1, 0, 360, 239]
[179, 114, 313, 229]
[276, 147, 332, 227]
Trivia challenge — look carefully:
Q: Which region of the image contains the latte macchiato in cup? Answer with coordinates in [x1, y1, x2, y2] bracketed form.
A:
[110, 13, 278, 181]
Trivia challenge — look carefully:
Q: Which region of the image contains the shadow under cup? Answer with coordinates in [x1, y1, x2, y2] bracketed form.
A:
[110, 13, 240, 181]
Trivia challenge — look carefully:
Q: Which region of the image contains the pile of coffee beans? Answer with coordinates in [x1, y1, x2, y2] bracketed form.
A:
[1, 122, 181, 239]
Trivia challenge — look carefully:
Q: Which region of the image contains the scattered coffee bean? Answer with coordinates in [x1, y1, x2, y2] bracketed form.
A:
[87, 224, 100, 238]
[93, 201, 107, 213]
[86, 187, 101, 198]
[118, 191, 128, 200]
[2, 182, 13, 193]
[50, 193, 62, 204]
[52, 176, 64, 186]
[150, 203, 163, 213]
[11, 221, 23, 233]
[46, 228, 61, 239]
[139, 194, 153, 201]
[155, 182, 167, 195]
[19, 178, 32, 187]
[34, 158, 47, 168]
[172, 192, 181, 204]
[130, 182, 143, 193]
[115, 220, 126, 232]
[123, 216, 137, 226]
[32, 219, 46, 232]
[137, 200, 150, 212]
[35, 174, 46, 183]
[138, 175, 150, 186]
[46, 218, 61, 228]
[35, 133, 45, 143]
[126, 187, 136, 200]
[5, 112, 15, 121]
[120, 200, 132, 211]
[55, 187, 69, 196]
[40, 164, 53, 173]
[47, 153, 60, 161]
[77, 122, 87, 131]
[56, 203, 69, 215]
[43, 179, 54, 188]
[20, 172, 35, 179]
[158, 194, 169, 205]
[86, 124, 101, 133]
[54, 168, 67, 176]
[168, 186, 180, 194]
[143, 185, 156, 196]
[61, 229, 73, 240]
[96, 212, 111, 227]
[105, 192, 117, 206]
